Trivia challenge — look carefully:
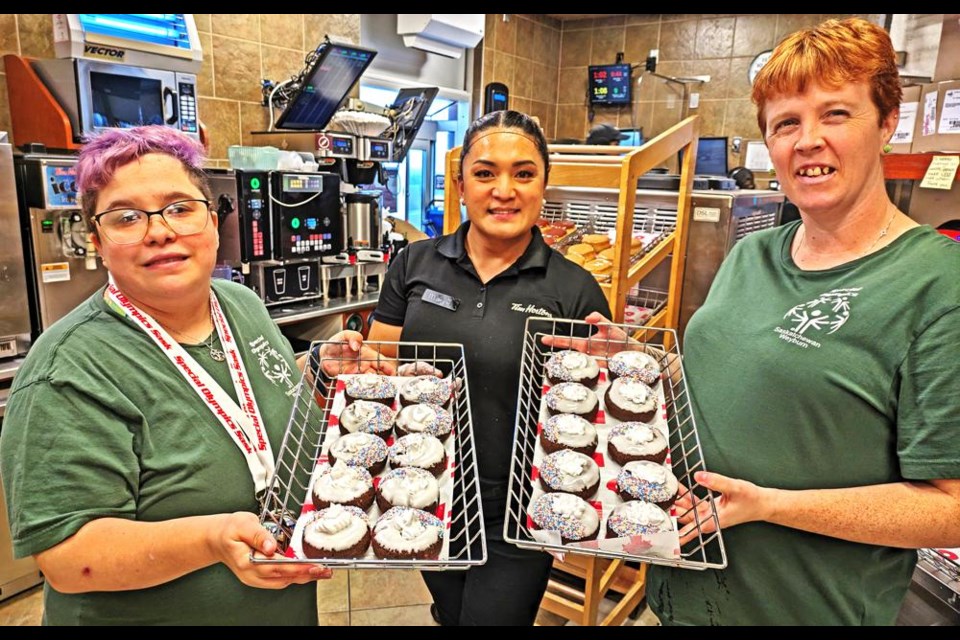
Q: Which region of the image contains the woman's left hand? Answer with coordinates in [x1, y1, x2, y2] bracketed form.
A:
[676, 471, 770, 545]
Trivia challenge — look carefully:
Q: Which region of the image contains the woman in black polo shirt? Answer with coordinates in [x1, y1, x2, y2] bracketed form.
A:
[366, 110, 610, 625]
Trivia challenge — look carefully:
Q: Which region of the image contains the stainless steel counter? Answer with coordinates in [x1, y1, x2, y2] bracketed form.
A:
[898, 550, 960, 625]
[267, 292, 379, 326]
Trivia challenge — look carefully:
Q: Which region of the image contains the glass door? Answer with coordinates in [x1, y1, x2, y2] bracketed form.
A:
[358, 84, 468, 235]
[405, 139, 431, 231]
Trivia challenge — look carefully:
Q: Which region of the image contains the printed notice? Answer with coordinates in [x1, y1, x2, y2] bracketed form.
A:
[891, 102, 918, 144]
[938, 89, 960, 135]
[744, 141, 773, 172]
[921, 91, 938, 137]
[693, 207, 721, 222]
[919, 155, 960, 190]
[41, 262, 71, 283]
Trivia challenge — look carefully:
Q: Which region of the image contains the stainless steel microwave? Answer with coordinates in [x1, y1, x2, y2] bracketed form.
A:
[29, 57, 199, 141]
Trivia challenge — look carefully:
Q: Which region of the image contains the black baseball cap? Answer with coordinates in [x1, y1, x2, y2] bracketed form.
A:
[586, 124, 629, 145]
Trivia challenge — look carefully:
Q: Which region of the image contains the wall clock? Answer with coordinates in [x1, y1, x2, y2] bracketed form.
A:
[748, 50, 773, 85]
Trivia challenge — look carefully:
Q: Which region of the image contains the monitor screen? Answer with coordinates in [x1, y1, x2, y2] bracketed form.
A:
[388, 87, 438, 162]
[692, 137, 729, 176]
[619, 128, 644, 146]
[275, 43, 377, 130]
[588, 64, 632, 105]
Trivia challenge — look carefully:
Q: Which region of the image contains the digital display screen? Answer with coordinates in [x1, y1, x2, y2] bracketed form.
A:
[369, 140, 390, 159]
[589, 64, 631, 105]
[275, 44, 377, 130]
[694, 137, 729, 176]
[331, 136, 353, 153]
[619, 129, 644, 146]
[388, 87, 438, 162]
[678, 137, 729, 176]
[282, 174, 325, 193]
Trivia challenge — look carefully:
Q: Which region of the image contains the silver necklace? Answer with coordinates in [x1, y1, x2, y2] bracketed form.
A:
[169, 316, 225, 362]
[793, 208, 898, 263]
[206, 329, 226, 362]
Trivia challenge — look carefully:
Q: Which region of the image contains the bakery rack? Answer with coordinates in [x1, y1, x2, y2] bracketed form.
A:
[503, 317, 726, 571]
[256, 340, 487, 569]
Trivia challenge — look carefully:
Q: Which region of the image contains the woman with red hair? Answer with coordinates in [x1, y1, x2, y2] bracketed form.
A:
[643, 18, 960, 625]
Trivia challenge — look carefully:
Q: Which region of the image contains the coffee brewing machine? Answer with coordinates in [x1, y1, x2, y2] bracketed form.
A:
[210, 168, 345, 306]
[14, 150, 108, 339]
[215, 37, 438, 307]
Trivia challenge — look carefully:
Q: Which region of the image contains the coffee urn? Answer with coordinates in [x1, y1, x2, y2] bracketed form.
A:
[344, 192, 382, 249]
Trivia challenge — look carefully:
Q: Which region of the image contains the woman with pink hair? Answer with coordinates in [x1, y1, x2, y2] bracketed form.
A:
[1, 126, 327, 625]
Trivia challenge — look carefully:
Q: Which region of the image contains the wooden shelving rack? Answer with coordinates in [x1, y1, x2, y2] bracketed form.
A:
[882, 152, 960, 182]
[442, 117, 701, 626]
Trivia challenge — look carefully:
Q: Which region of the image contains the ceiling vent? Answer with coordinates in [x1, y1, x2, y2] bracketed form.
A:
[396, 14, 484, 59]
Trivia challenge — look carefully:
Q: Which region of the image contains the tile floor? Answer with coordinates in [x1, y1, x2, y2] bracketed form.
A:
[0, 569, 661, 626]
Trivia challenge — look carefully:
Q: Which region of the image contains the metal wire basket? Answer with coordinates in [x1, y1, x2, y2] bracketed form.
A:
[256, 340, 487, 569]
[918, 549, 960, 585]
[503, 317, 727, 570]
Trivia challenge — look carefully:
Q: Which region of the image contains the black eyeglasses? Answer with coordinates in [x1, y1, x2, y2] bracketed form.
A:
[93, 199, 212, 245]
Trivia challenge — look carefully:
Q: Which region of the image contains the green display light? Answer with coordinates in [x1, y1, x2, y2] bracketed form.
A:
[250, 177, 261, 189]
[290, 218, 301, 230]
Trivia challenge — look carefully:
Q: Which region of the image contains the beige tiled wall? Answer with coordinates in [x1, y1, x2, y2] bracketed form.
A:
[2, 14, 886, 169]
[0, 14, 361, 165]
[477, 14, 562, 139]
[554, 14, 883, 168]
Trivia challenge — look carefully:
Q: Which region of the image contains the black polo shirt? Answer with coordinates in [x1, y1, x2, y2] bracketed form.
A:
[375, 222, 610, 502]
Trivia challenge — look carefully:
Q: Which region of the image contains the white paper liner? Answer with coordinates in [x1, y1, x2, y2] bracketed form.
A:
[287, 374, 457, 563]
[528, 365, 681, 563]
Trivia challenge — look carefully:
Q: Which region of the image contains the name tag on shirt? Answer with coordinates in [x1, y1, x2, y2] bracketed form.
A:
[422, 288, 460, 311]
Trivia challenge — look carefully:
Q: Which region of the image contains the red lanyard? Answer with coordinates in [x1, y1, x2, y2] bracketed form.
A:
[104, 282, 275, 496]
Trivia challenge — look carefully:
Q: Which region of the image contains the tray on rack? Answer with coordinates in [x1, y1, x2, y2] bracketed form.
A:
[918, 549, 960, 590]
[503, 317, 727, 570]
[256, 341, 486, 570]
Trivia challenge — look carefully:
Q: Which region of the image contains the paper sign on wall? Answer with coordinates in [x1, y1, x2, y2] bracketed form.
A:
[891, 103, 918, 144]
[744, 141, 773, 172]
[938, 89, 960, 134]
[921, 91, 938, 137]
[919, 155, 960, 190]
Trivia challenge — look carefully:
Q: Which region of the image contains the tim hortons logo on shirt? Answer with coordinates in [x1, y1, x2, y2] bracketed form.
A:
[774, 287, 862, 349]
[249, 335, 296, 393]
[510, 302, 551, 317]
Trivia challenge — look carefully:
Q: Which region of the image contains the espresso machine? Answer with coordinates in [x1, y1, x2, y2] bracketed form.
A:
[15, 150, 108, 339]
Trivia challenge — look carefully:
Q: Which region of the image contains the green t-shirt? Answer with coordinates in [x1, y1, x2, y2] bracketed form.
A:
[0, 280, 317, 625]
[647, 223, 960, 625]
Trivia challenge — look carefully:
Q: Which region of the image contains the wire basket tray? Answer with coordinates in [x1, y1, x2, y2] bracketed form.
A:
[256, 340, 487, 570]
[503, 317, 727, 571]
[918, 549, 960, 586]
